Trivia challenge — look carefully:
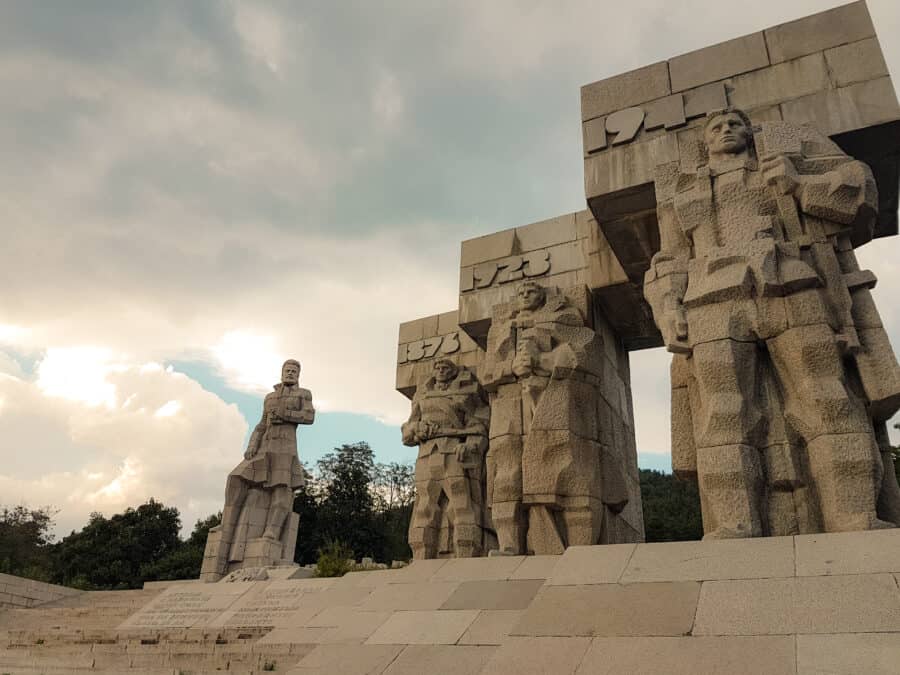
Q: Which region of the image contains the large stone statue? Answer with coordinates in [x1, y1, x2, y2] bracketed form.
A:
[200, 359, 315, 581]
[402, 359, 490, 558]
[481, 281, 628, 554]
[645, 107, 900, 538]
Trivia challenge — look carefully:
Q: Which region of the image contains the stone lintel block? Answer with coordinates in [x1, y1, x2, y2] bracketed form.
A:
[436, 310, 460, 336]
[359, 581, 461, 611]
[765, 1, 875, 64]
[576, 636, 796, 675]
[780, 77, 900, 136]
[797, 633, 900, 675]
[619, 536, 795, 583]
[290, 643, 403, 674]
[398, 319, 424, 344]
[825, 37, 890, 88]
[795, 529, 900, 577]
[728, 52, 830, 112]
[692, 573, 900, 635]
[365, 609, 480, 645]
[480, 636, 592, 675]
[584, 133, 678, 211]
[460, 229, 517, 267]
[458, 610, 524, 645]
[683, 81, 729, 119]
[581, 62, 670, 121]
[514, 212, 578, 252]
[440, 579, 544, 611]
[669, 32, 769, 93]
[383, 645, 497, 675]
[513, 582, 701, 637]
[431, 556, 526, 582]
[546, 543, 636, 586]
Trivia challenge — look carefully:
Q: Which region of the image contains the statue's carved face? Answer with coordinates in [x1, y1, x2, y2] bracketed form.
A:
[704, 112, 751, 157]
[282, 361, 300, 385]
[517, 284, 546, 311]
[433, 360, 458, 383]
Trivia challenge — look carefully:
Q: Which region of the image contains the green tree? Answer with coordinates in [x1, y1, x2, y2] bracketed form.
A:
[373, 462, 415, 562]
[639, 469, 703, 542]
[52, 499, 183, 589]
[140, 512, 222, 582]
[315, 443, 381, 559]
[0, 504, 57, 581]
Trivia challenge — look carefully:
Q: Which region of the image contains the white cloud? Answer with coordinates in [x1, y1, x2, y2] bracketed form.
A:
[0, 358, 247, 535]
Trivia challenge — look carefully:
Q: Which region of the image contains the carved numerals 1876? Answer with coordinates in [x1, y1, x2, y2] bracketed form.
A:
[460, 250, 551, 292]
[398, 332, 461, 364]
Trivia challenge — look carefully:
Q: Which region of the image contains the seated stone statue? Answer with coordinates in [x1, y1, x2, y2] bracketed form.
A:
[402, 359, 490, 558]
[645, 107, 900, 538]
[200, 359, 314, 581]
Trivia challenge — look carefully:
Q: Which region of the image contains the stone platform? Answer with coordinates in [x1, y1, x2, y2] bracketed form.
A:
[4, 530, 900, 673]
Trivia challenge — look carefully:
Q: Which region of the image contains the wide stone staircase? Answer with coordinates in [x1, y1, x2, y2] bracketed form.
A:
[0, 583, 301, 674]
[4, 529, 900, 673]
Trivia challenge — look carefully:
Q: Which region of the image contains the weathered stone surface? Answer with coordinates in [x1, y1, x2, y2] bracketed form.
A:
[382, 645, 496, 675]
[765, 1, 875, 64]
[509, 555, 559, 580]
[581, 62, 670, 121]
[825, 37, 889, 87]
[460, 230, 517, 267]
[576, 636, 796, 674]
[795, 529, 900, 577]
[481, 636, 592, 675]
[546, 544, 635, 586]
[620, 537, 795, 583]
[402, 361, 491, 559]
[440, 579, 543, 611]
[365, 609, 480, 645]
[644, 109, 900, 539]
[728, 52, 830, 111]
[119, 582, 257, 629]
[457, 610, 524, 645]
[361, 581, 461, 611]
[201, 360, 313, 582]
[780, 77, 900, 135]
[481, 282, 638, 554]
[513, 582, 701, 637]
[693, 574, 900, 635]
[306, 608, 392, 644]
[797, 633, 900, 675]
[431, 556, 525, 582]
[669, 32, 768, 92]
[289, 644, 403, 674]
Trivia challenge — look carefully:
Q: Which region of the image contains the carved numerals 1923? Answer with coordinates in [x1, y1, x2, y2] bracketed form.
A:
[398, 332, 461, 364]
[460, 250, 551, 292]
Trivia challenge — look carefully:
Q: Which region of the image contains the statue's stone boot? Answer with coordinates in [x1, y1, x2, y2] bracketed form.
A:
[698, 444, 764, 540]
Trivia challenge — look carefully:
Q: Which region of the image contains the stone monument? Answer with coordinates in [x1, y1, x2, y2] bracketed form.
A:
[401, 359, 490, 558]
[643, 108, 900, 538]
[200, 359, 315, 581]
[482, 282, 628, 554]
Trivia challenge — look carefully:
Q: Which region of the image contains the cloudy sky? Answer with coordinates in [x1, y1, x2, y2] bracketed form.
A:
[1, 0, 898, 536]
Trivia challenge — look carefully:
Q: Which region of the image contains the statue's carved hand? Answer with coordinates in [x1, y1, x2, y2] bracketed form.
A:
[761, 155, 799, 196]
[662, 307, 691, 354]
[512, 351, 534, 378]
[244, 447, 256, 460]
[268, 411, 284, 425]
[416, 421, 436, 440]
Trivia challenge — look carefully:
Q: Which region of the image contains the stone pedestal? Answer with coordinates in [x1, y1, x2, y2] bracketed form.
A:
[200, 512, 299, 582]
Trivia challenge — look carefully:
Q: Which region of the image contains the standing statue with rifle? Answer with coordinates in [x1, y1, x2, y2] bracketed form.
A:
[402, 359, 490, 558]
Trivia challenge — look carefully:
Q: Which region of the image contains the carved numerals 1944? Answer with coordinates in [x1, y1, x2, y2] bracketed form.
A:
[398, 332, 461, 364]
